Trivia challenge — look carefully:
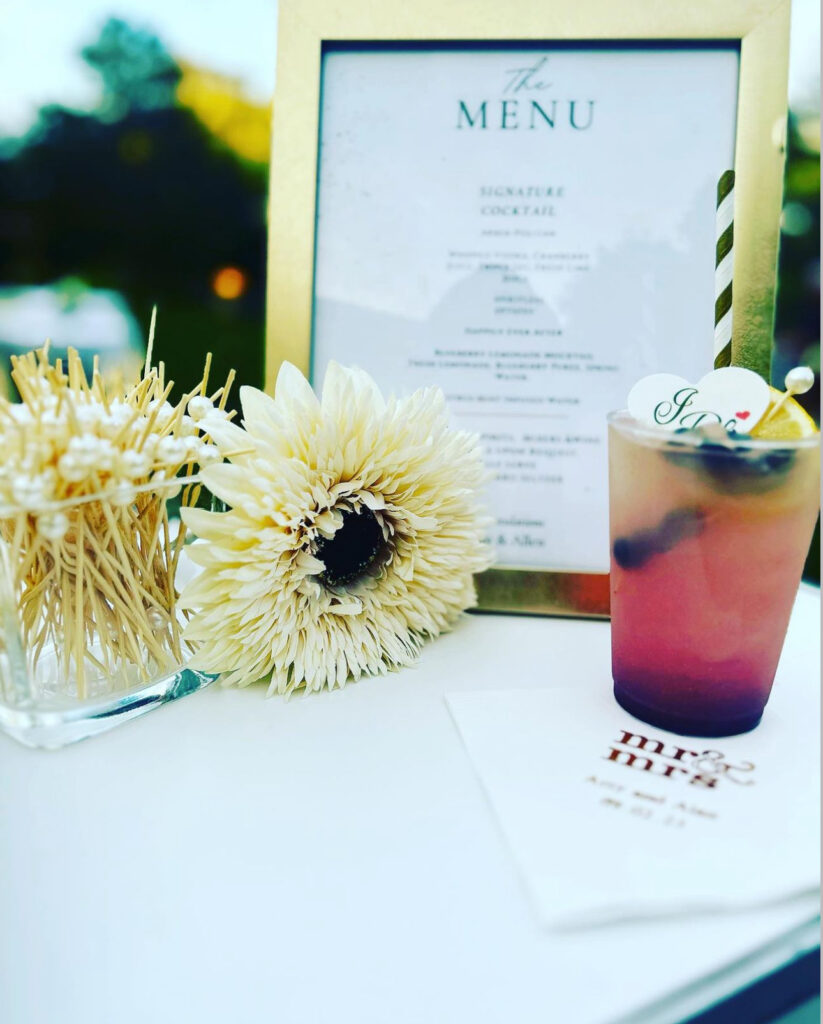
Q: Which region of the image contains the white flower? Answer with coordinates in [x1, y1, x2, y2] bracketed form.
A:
[179, 362, 491, 694]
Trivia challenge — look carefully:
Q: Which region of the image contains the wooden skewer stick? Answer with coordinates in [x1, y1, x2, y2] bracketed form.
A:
[75, 514, 86, 699]
[145, 305, 158, 377]
[762, 366, 815, 424]
[200, 352, 212, 396]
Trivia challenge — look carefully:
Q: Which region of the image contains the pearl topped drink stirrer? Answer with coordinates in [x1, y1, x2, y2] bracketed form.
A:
[762, 366, 815, 423]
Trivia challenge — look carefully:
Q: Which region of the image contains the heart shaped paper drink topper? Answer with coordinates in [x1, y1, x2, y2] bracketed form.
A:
[628, 367, 771, 433]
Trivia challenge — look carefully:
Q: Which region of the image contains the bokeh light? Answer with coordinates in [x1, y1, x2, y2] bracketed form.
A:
[211, 265, 247, 300]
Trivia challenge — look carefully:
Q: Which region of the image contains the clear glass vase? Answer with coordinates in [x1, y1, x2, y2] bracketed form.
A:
[0, 478, 214, 748]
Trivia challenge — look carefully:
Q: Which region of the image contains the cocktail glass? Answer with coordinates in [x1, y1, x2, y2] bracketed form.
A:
[608, 410, 820, 737]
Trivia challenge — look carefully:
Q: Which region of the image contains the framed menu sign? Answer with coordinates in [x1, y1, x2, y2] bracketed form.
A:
[266, 1, 790, 616]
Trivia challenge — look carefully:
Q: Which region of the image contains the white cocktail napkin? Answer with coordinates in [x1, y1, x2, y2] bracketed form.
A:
[446, 669, 819, 930]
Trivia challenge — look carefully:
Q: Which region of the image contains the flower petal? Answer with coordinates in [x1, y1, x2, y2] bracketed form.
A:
[239, 386, 280, 434]
[275, 361, 321, 416]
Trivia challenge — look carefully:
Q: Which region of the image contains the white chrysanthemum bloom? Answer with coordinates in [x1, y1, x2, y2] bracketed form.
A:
[179, 362, 492, 694]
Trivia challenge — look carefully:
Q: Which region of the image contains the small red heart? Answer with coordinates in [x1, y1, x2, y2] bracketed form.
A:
[736, 410, 750, 420]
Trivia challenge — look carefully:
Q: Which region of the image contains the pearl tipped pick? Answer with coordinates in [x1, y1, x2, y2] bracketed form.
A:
[784, 366, 815, 395]
[763, 366, 815, 422]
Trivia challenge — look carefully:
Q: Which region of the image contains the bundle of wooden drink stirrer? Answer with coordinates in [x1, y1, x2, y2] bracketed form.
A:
[0, 326, 235, 702]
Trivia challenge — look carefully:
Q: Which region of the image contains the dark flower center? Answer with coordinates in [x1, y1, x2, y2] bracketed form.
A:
[315, 508, 386, 587]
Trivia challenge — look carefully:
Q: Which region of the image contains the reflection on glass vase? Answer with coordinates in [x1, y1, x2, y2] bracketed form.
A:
[0, 477, 214, 748]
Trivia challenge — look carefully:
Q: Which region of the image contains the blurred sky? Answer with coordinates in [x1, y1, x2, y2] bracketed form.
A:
[0, 0, 819, 137]
[0, 0, 277, 135]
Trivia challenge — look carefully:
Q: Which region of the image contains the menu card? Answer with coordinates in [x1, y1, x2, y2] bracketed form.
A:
[446, 680, 819, 929]
[312, 46, 738, 570]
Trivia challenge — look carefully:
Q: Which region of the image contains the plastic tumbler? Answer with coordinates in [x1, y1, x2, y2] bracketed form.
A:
[608, 411, 820, 737]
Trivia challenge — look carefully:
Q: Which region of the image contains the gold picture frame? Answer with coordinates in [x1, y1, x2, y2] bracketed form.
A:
[265, 0, 790, 617]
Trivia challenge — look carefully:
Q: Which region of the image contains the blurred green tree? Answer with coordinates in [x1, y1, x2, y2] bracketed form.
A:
[773, 114, 820, 582]
[82, 17, 181, 118]
[774, 113, 820, 400]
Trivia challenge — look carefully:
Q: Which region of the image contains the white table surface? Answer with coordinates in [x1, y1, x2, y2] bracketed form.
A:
[0, 588, 819, 1024]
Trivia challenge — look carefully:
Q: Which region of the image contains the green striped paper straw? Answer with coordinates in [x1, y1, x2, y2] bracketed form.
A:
[714, 170, 735, 368]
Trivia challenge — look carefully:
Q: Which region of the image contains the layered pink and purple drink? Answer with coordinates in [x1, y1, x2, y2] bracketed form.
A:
[608, 411, 820, 737]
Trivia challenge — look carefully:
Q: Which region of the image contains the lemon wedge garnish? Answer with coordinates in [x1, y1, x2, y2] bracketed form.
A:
[751, 387, 819, 440]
